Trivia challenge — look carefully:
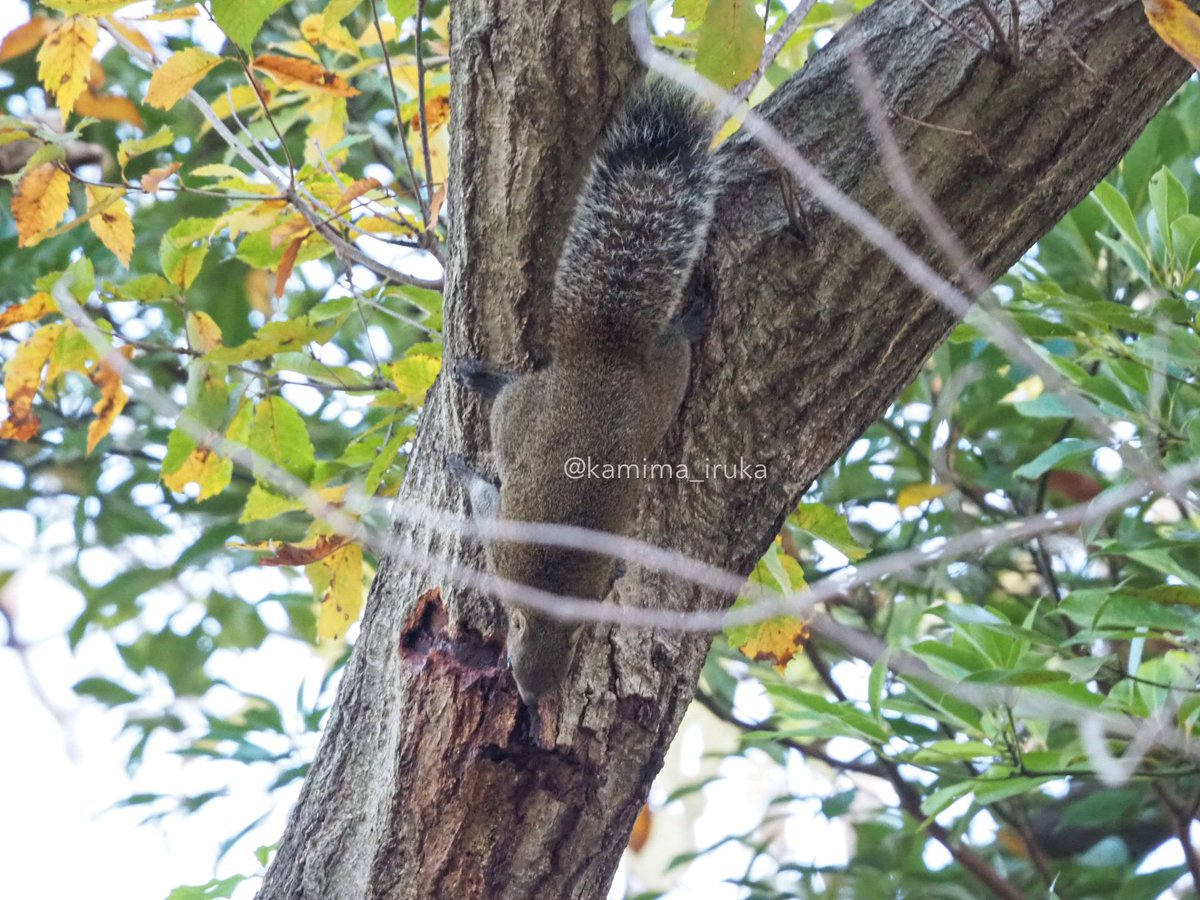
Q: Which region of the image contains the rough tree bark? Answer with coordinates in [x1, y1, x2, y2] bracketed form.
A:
[258, 1, 1189, 897]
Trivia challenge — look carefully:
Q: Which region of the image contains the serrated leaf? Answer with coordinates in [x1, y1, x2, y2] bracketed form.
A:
[117, 125, 174, 168]
[36, 15, 98, 123]
[162, 444, 234, 500]
[85, 185, 134, 266]
[13, 163, 70, 247]
[86, 345, 133, 453]
[0, 323, 65, 441]
[249, 396, 315, 483]
[251, 54, 360, 96]
[788, 502, 868, 561]
[1145, 0, 1200, 69]
[383, 353, 440, 406]
[145, 47, 224, 111]
[695, 0, 764, 88]
[212, 0, 290, 52]
[0, 292, 57, 334]
[309, 541, 363, 640]
[160, 217, 213, 289]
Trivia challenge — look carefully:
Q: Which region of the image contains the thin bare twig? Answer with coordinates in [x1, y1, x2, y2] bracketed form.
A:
[914, 0, 991, 56]
[99, 18, 443, 292]
[969, 0, 1016, 62]
[370, 0, 431, 229]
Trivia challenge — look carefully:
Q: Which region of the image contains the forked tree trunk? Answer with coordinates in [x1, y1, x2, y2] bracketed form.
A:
[258, 1, 1188, 896]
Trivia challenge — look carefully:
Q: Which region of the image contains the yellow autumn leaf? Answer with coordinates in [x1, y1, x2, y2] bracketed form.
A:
[736, 617, 811, 673]
[310, 541, 364, 641]
[36, 16, 98, 123]
[86, 186, 134, 267]
[1145, 0, 1200, 68]
[305, 94, 348, 165]
[357, 19, 396, 47]
[0, 292, 58, 334]
[145, 47, 224, 110]
[0, 323, 65, 442]
[87, 346, 134, 453]
[384, 354, 441, 405]
[896, 482, 951, 511]
[162, 446, 234, 500]
[13, 163, 71, 247]
[187, 311, 223, 353]
[251, 54, 360, 96]
[142, 5, 199, 21]
[39, 0, 133, 13]
[411, 125, 449, 188]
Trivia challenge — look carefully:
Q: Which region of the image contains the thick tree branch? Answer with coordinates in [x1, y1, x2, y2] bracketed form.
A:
[258, 2, 1190, 898]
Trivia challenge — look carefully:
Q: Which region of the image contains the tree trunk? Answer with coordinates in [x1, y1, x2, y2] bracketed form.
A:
[258, 1, 1188, 897]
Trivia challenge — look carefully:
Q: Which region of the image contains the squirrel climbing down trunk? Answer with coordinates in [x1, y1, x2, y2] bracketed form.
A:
[452, 76, 720, 708]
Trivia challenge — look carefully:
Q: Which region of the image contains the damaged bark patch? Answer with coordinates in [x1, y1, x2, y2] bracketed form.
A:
[400, 587, 507, 675]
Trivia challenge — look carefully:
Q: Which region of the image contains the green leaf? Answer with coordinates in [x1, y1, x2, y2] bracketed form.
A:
[249, 396, 316, 484]
[1013, 439, 1100, 480]
[788, 502, 868, 561]
[206, 314, 345, 364]
[211, 0, 291, 53]
[160, 218, 214, 290]
[166, 875, 249, 900]
[73, 676, 138, 706]
[1149, 166, 1188, 260]
[117, 126, 174, 169]
[695, 0, 764, 88]
[1092, 181, 1149, 262]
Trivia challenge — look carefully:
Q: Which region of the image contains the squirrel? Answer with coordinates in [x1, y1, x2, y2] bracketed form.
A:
[450, 77, 720, 708]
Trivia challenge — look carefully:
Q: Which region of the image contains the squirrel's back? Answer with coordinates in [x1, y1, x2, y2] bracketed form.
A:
[550, 79, 719, 360]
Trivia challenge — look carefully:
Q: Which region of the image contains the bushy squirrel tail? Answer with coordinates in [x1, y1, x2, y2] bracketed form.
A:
[550, 77, 719, 359]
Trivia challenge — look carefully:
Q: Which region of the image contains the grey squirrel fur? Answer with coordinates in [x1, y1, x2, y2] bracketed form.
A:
[452, 78, 720, 707]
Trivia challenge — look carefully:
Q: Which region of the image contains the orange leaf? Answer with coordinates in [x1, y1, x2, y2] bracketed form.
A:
[86, 346, 134, 454]
[85, 185, 134, 267]
[13, 163, 71, 247]
[108, 18, 154, 57]
[145, 46, 224, 110]
[410, 94, 450, 135]
[628, 804, 652, 853]
[0, 17, 57, 63]
[0, 292, 57, 334]
[336, 177, 381, 211]
[1145, 0, 1200, 68]
[35, 16, 98, 123]
[274, 236, 303, 299]
[73, 90, 144, 129]
[250, 54, 360, 97]
[0, 323, 64, 442]
[141, 161, 181, 193]
[260, 534, 352, 567]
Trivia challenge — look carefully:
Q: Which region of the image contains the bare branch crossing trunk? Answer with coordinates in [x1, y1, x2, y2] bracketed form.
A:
[258, 2, 1188, 897]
